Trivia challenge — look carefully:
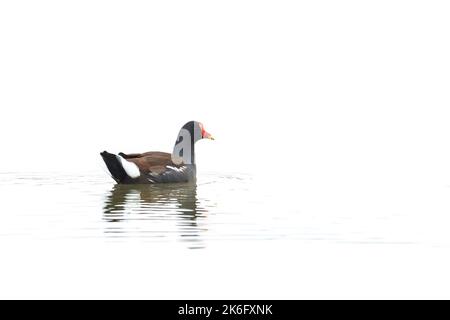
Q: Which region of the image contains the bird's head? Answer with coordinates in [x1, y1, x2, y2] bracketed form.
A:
[198, 122, 214, 140]
[172, 121, 214, 165]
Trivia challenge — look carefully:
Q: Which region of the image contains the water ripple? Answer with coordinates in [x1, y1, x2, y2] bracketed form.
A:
[0, 171, 426, 249]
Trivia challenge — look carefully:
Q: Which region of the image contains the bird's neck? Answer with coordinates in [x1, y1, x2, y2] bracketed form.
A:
[172, 128, 196, 165]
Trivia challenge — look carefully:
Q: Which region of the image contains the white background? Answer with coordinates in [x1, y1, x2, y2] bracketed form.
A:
[1, 1, 450, 299]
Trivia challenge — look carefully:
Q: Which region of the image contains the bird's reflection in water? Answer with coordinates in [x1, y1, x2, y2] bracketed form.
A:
[103, 183, 207, 249]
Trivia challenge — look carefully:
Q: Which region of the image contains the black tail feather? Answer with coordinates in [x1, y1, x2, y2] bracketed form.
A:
[100, 151, 127, 183]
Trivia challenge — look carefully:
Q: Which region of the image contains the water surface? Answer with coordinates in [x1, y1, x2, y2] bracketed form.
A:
[1, 171, 448, 250]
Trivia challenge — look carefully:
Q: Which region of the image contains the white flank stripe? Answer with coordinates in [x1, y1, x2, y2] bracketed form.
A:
[166, 165, 182, 172]
[117, 155, 141, 178]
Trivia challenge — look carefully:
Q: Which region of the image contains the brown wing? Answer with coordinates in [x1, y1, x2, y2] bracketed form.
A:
[121, 152, 178, 174]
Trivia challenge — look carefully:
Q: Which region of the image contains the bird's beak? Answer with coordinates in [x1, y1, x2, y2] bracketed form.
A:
[203, 131, 214, 140]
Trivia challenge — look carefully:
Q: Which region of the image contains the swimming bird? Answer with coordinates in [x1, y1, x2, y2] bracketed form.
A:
[100, 121, 214, 184]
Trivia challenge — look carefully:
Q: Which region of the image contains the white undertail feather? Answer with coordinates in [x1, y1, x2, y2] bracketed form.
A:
[116, 155, 141, 178]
